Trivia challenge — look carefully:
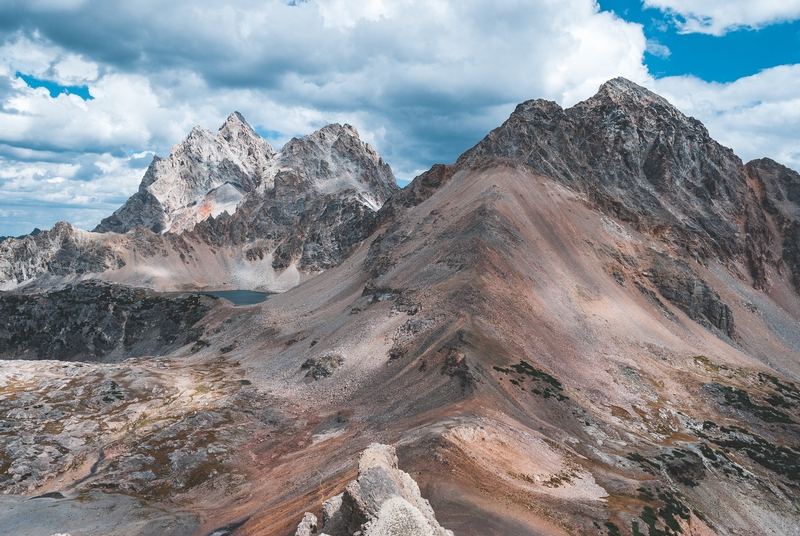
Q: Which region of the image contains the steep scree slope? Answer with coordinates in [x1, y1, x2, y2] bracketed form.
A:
[218, 79, 800, 536]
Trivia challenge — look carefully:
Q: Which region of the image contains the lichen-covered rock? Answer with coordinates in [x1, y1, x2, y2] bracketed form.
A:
[296, 444, 452, 536]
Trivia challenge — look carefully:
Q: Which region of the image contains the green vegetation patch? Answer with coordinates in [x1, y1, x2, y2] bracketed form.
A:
[696, 420, 799, 482]
[704, 383, 795, 424]
[713, 429, 800, 482]
[759, 373, 800, 411]
[493, 360, 568, 401]
[697, 443, 717, 462]
[759, 373, 800, 402]
[693, 355, 726, 373]
[627, 452, 660, 473]
[634, 489, 691, 536]
[632, 520, 647, 536]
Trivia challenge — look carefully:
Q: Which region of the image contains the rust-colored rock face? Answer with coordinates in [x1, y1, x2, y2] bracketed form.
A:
[1, 79, 800, 536]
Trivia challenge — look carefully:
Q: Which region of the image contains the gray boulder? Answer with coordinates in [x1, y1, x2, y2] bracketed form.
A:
[296, 443, 452, 536]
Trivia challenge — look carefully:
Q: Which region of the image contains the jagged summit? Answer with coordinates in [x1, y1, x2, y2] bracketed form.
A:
[268, 123, 396, 208]
[574, 77, 710, 140]
[95, 114, 394, 236]
[96, 112, 275, 234]
[595, 76, 667, 102]
[216, 111, 275, 161]
[455, 77, 764, 280]
[423, 77, 800, 297]
[2, 114, 397, 291]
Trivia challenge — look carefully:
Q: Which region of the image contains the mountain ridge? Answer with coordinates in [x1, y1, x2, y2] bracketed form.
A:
[454, 77, 800, 295]
[0, 115, 398, 291]
[1, 78, 800, 536]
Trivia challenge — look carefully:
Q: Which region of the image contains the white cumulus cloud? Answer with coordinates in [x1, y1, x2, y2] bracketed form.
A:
[644, 0, 800, 35]
[653, 64, 800, 170]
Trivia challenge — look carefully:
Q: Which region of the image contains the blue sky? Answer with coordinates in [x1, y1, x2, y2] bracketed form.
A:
[600, 0, 800, 81]
[0, 0, 799, 236]
[15, 72, 93, 101]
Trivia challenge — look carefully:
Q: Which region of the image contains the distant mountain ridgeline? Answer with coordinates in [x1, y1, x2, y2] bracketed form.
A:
[0, 228, 40, 244]
[0, 116, 397, 292]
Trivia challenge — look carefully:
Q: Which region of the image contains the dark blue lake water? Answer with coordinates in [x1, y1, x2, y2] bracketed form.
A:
[199, 290, 273, 306]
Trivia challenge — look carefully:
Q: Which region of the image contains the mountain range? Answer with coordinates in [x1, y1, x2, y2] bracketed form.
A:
[0, 115, 396, 292]
[1, 78, 799, 536]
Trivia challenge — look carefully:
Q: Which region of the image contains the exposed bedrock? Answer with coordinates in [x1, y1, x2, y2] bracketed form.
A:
[1, 117, 398, 290]
[295, 444, 453, 536]
[644, 251, 735, 339]
[455, 78, 800, 295]
[0, 281, 213, 362]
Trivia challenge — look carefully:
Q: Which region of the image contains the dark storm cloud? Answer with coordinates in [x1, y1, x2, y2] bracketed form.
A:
[0, 1, 342, 87]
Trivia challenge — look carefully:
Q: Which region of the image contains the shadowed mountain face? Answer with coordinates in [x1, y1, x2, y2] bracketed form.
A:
[0, 281, 215, 362]
[1, 79, 800, 536]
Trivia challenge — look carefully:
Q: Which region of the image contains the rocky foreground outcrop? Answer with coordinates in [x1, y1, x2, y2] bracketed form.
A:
[295, 444, 452, 536]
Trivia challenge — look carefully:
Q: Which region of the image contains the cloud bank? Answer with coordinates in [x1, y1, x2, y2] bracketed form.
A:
[644, 0, 800, 35]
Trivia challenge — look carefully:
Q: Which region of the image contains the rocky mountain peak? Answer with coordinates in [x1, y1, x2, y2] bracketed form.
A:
[217, 111, 274, 156]
[443, 78, 800, 297]
[455, 78, 751, 269]
[268, 122, 396, 207]
[596, 76, 665, 104]
[574, 77, 710, 141]
[186, 121, 398, 275]
[95, 113, 274, 235]
[3, 113, 400, 290]
[95, 114, 395, 237]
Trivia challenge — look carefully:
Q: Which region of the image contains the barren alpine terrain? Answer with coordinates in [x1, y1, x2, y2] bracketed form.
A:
[1, 78, 799, 536]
